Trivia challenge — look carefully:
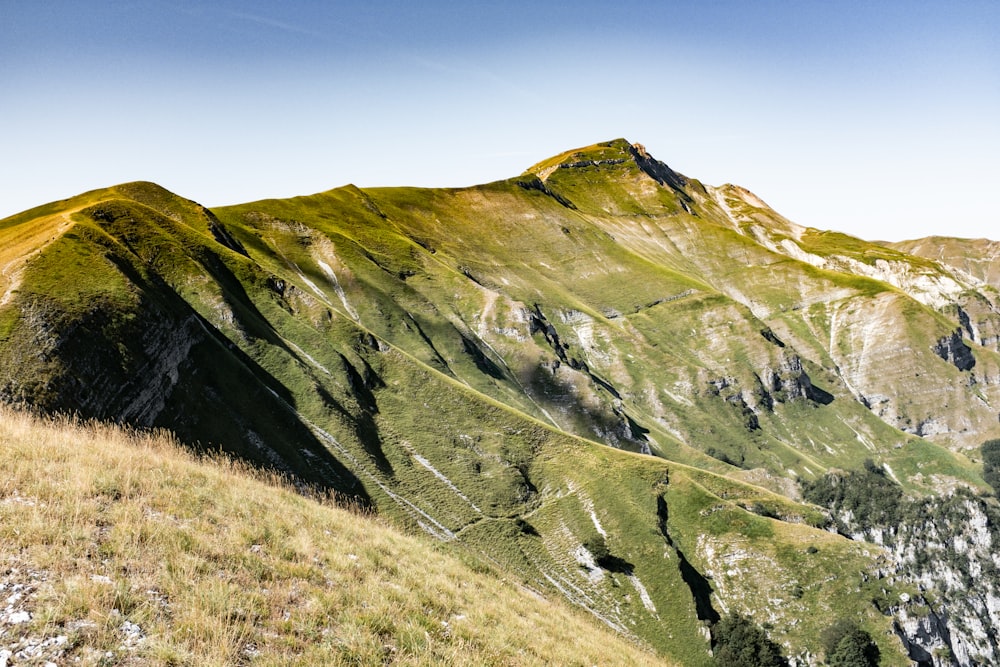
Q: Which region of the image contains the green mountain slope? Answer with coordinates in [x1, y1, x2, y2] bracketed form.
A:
[0, 407, 671, 666]
[3, 139, 999, 663]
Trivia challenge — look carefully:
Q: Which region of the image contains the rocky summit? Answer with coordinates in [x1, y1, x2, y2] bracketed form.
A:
[2, 138, 999, 665]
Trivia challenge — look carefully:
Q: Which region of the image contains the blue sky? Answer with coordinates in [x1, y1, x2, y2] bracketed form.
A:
[2, 1, 998, 240]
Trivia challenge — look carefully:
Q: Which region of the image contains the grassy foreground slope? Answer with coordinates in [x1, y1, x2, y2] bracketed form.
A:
[0, 408, 669, 666]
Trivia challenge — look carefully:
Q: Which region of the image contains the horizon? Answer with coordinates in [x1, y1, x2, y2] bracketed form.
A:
[3, 1, 998, 241]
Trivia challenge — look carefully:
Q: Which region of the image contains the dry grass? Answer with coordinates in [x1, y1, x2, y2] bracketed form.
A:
[0, 408, 668, 666]
[0, 210, 78, 307]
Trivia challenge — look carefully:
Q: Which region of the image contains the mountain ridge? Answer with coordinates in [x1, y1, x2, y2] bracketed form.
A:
[3, 139, 1000, 664]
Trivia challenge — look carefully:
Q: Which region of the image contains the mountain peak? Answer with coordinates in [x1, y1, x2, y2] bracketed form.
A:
[524, 139, 687, 191]
[524, 138, 633, 179]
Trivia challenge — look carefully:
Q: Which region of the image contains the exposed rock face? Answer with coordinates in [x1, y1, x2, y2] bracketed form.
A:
[822, 486, 1000, 666]
[933, 329, 976, 372]
[950, 300, 1000, 351]
[525, 305, 651, 452]
[893, 605, 953, 667]
[627, 142, 690, 193]
[890, 501, 1000, 666]
[760, 354, 832, 405]
[51, 302, 204, 426]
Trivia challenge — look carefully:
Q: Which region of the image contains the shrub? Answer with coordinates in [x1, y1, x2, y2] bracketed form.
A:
[712, 613, 787, 667]
[582, 534, 610, 563]
[822, 619, 879, 667]
[981, 439, 1000, 494]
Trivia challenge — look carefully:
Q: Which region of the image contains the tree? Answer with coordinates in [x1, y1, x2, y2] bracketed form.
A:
[712, 613, 787, 667]
[822, 619, 879, 667]
[582, 533, 610, 563]
[802, 465, 903, 532]
[981, 439, 1000, 494]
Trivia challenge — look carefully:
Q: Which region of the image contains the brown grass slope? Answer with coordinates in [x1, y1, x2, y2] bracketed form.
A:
[0, 408, 670, 666]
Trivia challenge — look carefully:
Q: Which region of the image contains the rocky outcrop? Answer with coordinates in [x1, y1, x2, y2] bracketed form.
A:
[759, 354, 833, 406]
[892, 604, 953, 667]
[704, 354, 833, 436]
[526, 305, 651, 452]
[628, 142, 690, 194]
[951, 300, 1000, 351]
[824, 485, 1000, 666]
[933, 329, 976, 372]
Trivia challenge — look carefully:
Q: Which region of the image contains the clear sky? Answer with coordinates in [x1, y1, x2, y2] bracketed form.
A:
[2, 1, 998, 241]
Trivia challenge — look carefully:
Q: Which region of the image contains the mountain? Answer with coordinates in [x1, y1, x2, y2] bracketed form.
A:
[2, 138, 999, 664]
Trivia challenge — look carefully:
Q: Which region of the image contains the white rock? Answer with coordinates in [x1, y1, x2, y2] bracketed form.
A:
[122, 619, 143, 636]
[6, 609, 31, 624]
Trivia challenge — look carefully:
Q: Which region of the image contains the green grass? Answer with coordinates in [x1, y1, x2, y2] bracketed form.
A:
[523, 138, 635, 176]
[799, 228, 940, 270]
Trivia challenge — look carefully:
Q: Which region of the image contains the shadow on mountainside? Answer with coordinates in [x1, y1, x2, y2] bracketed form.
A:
[658, 495, 720, 624]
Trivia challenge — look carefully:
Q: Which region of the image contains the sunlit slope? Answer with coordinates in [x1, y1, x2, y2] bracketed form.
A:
[214, 140, 997, 480]
[0, 175, 911, 662]
[524, 140, 1000, 456]
[890, 236, 1000, 290]
[0, 408, 673, 666]
[2, 139, 996, 662]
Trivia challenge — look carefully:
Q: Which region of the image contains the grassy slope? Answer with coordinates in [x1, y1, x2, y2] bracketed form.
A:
[314, 148, 984, 479]
[562, 145, 1000, 461]
[0, 407, 671, 666]
[2, 142, 994, 663]
[214, 144, 988, 485]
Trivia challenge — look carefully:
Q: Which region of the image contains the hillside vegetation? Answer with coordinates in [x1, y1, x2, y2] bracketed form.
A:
[0, 408, 668, 666]
[3, 139, 1000, 663]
